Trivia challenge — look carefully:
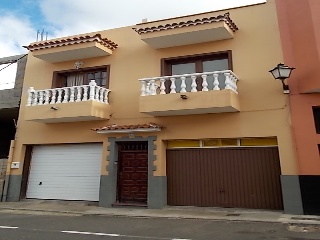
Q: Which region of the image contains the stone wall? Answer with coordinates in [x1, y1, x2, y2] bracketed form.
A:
[0, 158, 7, 199]
[0, 54, 27, 109]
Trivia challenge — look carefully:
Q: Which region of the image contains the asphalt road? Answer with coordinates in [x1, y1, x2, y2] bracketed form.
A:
[0, 213, 319, 240]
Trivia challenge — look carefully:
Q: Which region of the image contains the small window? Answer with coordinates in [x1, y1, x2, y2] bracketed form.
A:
[240, 137, 277, 146]
[53, 66, 109, 88]
[203, 139, 238, 147]
[312, 107, 320, 134]
[167, 140, 200, 148]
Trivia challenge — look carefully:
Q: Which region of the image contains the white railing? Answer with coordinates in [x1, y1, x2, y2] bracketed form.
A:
[26, 80, 110, 106]
[139, 70, 239, 96]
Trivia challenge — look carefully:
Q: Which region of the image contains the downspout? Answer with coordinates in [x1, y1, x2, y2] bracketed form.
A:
[1, 140, 15, 202]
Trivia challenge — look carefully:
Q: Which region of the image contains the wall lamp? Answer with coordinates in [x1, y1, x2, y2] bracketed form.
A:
[180, 94, 188, 100]
[50, 106, 59, 110]
[269, 63, 295, 94]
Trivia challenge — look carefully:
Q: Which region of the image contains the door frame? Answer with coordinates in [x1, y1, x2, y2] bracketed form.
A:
[100, 136, 167, 209]
[116, 141, 148, 204]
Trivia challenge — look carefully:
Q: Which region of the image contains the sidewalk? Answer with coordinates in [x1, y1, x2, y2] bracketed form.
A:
[0, 200, 320, 225]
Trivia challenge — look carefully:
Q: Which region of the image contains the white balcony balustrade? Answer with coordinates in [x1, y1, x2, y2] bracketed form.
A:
[26, 80, 110, 106]
[139, 70, 239, 96]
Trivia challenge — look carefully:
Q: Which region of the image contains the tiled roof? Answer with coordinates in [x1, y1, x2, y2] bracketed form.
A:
[24, 34, 118, 52]
[93, 123, 162, 132]
[133, 13, 238, 34]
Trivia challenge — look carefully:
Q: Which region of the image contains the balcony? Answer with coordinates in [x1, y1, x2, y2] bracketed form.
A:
[25, 80, 111, 123]
[133, 13, 238, 49]
[24, 34, 118, 63]
[139, 70, 240, 116]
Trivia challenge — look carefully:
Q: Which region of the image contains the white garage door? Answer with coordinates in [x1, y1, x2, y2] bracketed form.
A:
[26, 143, 102, 201]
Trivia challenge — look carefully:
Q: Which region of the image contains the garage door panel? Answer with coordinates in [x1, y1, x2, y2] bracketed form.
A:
[26, 144, 102, 201]
[167, 147, 283, 210]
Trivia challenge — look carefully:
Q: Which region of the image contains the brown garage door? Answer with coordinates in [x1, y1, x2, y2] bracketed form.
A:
[167, 147, 283, 210]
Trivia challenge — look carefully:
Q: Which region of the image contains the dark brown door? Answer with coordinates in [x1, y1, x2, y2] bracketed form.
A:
[167, 147, 283, 210]
[117, 142, 148, 204]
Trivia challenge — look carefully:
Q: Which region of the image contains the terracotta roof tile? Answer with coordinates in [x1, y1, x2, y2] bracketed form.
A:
[133, 13, 238, 34]
[92, 123, 162, 131]
[24, 33, 118, 52]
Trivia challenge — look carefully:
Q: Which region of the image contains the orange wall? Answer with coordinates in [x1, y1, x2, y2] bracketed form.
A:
[276, 0, 320, 174]
[11, 0, 298, 177]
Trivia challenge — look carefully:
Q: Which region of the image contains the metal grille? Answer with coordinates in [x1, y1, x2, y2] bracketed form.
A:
[118, 142, 148, 151]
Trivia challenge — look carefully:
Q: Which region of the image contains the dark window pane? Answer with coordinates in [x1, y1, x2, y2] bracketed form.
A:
[203, 59, 229, 89]
[312, 107, 320, 134]
[55, 67, 108, 88]
[171, 63, 196, 75]
[171, 63, 196, 92]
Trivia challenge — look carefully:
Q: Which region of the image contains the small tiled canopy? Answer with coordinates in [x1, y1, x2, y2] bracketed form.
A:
[24, 33, 118, 52]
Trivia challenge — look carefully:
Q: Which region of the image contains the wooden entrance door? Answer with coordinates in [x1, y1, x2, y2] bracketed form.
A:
[117, 142, 148, 204]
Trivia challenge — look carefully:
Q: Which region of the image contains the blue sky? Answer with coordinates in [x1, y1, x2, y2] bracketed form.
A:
[0, 0, 266, 89]
[1, 0, 44, 29]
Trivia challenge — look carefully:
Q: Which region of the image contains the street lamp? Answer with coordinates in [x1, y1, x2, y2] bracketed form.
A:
[269, 63, 295, 94]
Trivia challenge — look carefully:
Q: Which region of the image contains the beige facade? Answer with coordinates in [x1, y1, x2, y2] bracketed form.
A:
[5, 0, 299, 212]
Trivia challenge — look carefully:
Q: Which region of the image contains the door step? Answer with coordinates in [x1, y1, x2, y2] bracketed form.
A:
[112, 202, 147, 208]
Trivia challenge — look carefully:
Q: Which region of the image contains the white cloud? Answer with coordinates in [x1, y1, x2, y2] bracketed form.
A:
[0, 13, 34, 89]
[0, 13, 35, 56]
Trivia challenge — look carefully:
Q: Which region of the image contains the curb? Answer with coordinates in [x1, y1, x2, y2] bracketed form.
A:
[1, 207, 320, 226]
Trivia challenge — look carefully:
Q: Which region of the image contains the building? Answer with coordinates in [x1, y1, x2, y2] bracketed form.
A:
[0, 54, 27, 200]
[4, 0, 300, 213]
[275, 0, 320, 215]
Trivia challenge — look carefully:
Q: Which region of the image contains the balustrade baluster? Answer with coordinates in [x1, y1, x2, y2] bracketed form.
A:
[224, 72, 232, 90]
[145, 82, 151, 96]
[105, 90, 110, 104]
[140, 80, 146, 96]
[229, 75, 235, 92]
[76, 86, 81, 102]
[191, 75, 197, 92]
[233, 75, 239, 93]
[150, 80, 156, 95]
[44, 90, 50, 105]
[201, 75, 208, 91]
[69, 87, 75, 102]
[50, 89, 56, 104]
[62, 88, 69, 103]
[213, 73, 220, 90]
[159, 78, 166, 94]
[89, 80, 97, 100]
[33, 91, 39, 105]
[95, 86, 100, 101]
[83, 86, 88, 101]
[57, 89, 62, 103]
[180, 77, 186, 93]
[99, 88, 104, 102]
[38, 91, 44, 105]
[170, 78, 176, 93]
[27, 87, 35, 106]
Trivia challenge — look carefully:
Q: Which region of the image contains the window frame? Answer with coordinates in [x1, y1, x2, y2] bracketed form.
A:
[161, 50, 233, 76]
[52, 65, 110, 88]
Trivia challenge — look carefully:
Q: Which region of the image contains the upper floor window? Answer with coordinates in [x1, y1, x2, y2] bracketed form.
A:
[52, 66, 109, 88]
[161, 51, 232, 92]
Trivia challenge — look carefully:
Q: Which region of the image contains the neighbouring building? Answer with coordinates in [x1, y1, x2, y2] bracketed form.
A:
[0, 55, 27, 200]
[4, 0, 301, 213]
[275, 0, 320, 215]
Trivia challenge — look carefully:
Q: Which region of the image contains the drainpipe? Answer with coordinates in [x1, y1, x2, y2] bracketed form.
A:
[1, 140, 15, 202]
